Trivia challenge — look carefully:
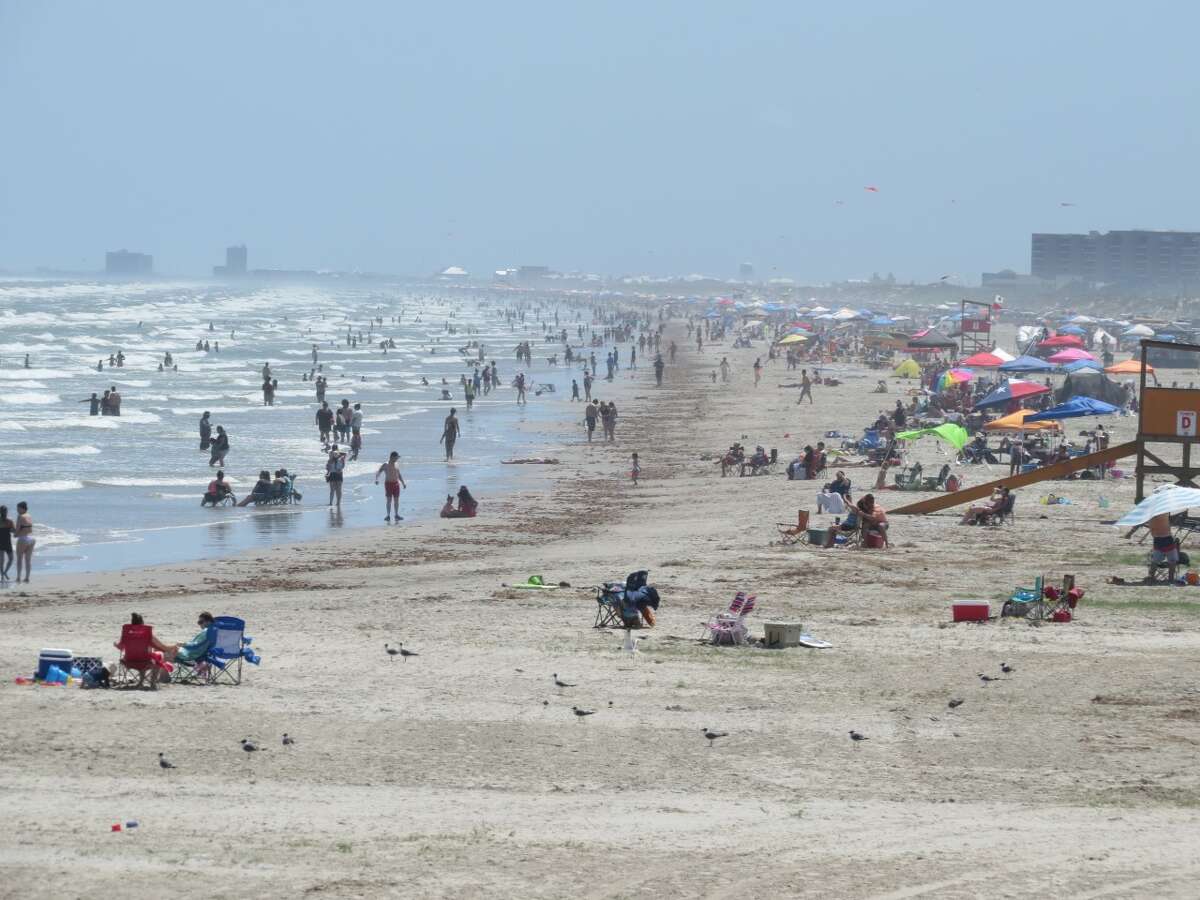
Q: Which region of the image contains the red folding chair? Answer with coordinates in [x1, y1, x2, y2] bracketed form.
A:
[115, 624, 171, 690]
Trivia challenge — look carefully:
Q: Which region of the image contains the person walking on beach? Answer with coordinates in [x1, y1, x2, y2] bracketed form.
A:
[375, 451, 407, 522]
[719, 357, 730, 383]
[753, 357, 762, 387]
[441, 408, 460, 460]
[571, 379, 580, 401]
[464, 378, 475, 410]
[0, 505, 13, 581]
[515, 372, 527, 405]
[316, 402, 334, 444]
[798, 369, 814, 404]
[325, 445, 346, 507]
[14, 501, 34, 583]
[631, 452, 641, 486]
[654, 354, 664, 386]
[584, 400, 598, 442]
[583, 371, 593, 401]
[199, 411, 212, 451]
[209, 425, 229, 467]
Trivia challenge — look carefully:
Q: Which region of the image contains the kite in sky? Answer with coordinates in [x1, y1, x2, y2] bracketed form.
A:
[864, 186, 879, 193]
[1060, 202, 1076, 207]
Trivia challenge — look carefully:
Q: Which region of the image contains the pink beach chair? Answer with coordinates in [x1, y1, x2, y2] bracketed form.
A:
[701, 592, 757, 645]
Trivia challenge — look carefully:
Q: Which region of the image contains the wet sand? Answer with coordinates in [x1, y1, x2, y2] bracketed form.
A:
[2, 322, 1199, 898]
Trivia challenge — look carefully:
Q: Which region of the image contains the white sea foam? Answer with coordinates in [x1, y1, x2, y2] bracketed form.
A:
[10, 444, 101, 457]
[0, 479, 84, 492]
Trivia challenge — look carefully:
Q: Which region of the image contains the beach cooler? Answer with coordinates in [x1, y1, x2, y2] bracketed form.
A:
[807, 528, 828, 545]
[37, 649, 73, 680]
[952, 601, 989, 622]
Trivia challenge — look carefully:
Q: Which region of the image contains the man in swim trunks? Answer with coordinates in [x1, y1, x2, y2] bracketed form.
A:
[375, 451, 407, 522]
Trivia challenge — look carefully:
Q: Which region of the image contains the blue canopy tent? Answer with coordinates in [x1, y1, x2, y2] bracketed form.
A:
[1025, 396, 1121, 422]
[999, 355, 1056, 373]
[1058, 325, 1086, 335]
[1061, 359, 1103, 373]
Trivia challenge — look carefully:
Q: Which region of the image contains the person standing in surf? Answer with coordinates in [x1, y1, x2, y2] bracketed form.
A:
[374, 451, 407, 522]
[440, 408, 460, 460]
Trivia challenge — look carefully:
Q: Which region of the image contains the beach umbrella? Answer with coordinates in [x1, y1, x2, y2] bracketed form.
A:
[1114, 485, 1200, 528]
[1062, 359, 1103, 373]
[776, 333, 809, 345]
[973, 378, 1051, 409]
[991, 348, 1016, 362]
[1069, 314, 1097, 324]
[983, 409, 1061, 432]
[958, 350, 1004, 367]
[1105, 358, 1155, 375]
[1039, 334, 1085, 348]
[1025, 396, 1121, 422]
[1123, 324, 1155, 337]
[937, 368, 973, 391]
[895, 423, 970, 450]
[892, 358, 921, 378]
[1058, 325, 1086, 336]
[999, 354, 1055, 373]
[870, 316, 894, 327]
[1047, 348, 1098, 364]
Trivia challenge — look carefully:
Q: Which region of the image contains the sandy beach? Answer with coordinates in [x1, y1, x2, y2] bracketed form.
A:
[2, 320, 1199, 899]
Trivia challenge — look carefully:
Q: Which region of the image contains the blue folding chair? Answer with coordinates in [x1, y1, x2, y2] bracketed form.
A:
[174, 616, 260, 685]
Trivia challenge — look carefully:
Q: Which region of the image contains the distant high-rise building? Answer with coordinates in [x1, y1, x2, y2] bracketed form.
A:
[739, 262, 754, 280]
[105, 250, 153, 275]
[1031, 230, 1200, 286]
[226, 245, 247, 274]
[214, 244, 248, 276]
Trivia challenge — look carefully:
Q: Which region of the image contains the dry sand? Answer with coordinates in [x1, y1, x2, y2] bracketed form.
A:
[2, 322, 1199, 899]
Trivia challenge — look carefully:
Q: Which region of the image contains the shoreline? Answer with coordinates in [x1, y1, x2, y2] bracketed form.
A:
[4, 321, 1200, 898]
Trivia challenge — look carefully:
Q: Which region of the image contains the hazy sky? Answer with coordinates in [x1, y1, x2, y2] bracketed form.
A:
[2, 1, 1198, 282]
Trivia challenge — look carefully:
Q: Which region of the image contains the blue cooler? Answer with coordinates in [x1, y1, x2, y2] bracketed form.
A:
[38, 648, 73, 680]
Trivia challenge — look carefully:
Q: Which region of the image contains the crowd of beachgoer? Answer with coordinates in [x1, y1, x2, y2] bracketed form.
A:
[78, 386, 122, 416]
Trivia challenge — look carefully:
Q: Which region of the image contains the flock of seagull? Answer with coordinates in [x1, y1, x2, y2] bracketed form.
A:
[156, 643, 1018, 769]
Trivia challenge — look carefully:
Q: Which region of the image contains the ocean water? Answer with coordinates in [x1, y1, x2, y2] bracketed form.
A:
[0, 278, 589, 574]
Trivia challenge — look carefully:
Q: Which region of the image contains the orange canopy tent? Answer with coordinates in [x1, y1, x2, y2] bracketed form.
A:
[983, 409, 1062, 432]
[1104, 358, 1155, 375]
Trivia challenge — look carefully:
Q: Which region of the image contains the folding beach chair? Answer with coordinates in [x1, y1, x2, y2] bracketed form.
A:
[893, 462, 923, 490]
[173, 616, 260, 685]
[776, 510, 810, 545]
[701, 593, 757, 645]
[594, 582, 626, 628]
[114, 624, 171, 690]
[921, 464, 951, 492]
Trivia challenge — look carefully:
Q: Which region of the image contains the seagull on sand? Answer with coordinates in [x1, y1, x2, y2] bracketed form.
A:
[571, 706, 595, 720]
[553, 673, 577, 688]
[849, 731, 869, 747]
[979, 673, 1002, 684]
[282, 733, 296, 746]
[158, 752, 176, 770]
[948, 699, 964, 709]
[701, 728, 728, 748]
[385, 643, 418, 662]
[1000, 663, 1015, 674]
[241, 739, 260, 753]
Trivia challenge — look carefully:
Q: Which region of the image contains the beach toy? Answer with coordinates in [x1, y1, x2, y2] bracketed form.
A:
[111, 824, 122, 833]
[44, 665, 68, 684]
[14, 676, 34, 685]
[125, 820, 138, 829]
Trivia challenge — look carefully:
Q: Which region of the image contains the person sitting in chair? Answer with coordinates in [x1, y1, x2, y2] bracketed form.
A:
[238, 470, 273, 506]
[960, 486, 1009, 525]
[1148, 511, 1180, 583]
[202, 471, 233, 506]
[166, 612, 217, 664]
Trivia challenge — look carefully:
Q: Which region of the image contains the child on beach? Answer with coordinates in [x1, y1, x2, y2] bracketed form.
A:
[631, 452, 641, 486]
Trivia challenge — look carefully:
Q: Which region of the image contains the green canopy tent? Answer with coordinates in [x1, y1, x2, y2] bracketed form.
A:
[895, 423, 969, 450]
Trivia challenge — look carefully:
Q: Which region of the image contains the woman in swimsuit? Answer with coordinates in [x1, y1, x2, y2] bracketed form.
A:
[0, 505, 13, 581]
[14, 501, 34, 583]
